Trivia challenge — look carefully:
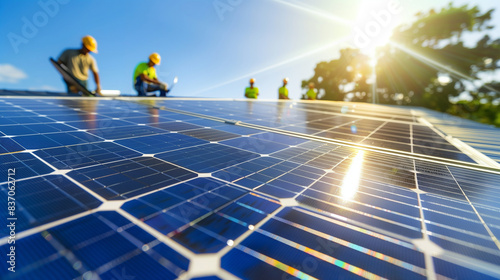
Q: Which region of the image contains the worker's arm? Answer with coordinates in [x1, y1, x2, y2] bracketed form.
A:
[140, 73, 161, 85]
[92, 70, 101, 95]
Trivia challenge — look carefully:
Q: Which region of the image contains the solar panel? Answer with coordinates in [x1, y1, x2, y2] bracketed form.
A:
[0, 96, 499, 280]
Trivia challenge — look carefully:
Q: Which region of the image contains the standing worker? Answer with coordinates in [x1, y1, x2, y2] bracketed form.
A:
[58, 35, 101, 95]
[245, 78, 259, 99]
[133, 53, 168, 97]
[305, 82, 317, 100]
[278, 78, 290, 100]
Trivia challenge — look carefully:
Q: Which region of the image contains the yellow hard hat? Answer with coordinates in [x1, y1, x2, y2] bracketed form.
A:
[250, 78, 255, 83]
[82, 35, 98, 53]
[149, 53, 161, 65]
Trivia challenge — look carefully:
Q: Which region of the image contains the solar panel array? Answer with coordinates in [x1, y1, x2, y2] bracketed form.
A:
[1, 96, 500, 280]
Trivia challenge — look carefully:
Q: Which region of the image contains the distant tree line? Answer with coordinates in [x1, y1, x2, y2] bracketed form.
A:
[303, 3, 500, 127]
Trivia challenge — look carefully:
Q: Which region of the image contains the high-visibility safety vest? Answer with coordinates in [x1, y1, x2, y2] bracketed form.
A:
[306, 89, 317, 100]
[245, 87, 259, 99]
[278, 86, 288, 99]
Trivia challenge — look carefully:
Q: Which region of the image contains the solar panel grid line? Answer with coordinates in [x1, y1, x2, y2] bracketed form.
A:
[445, 166, 500, 251]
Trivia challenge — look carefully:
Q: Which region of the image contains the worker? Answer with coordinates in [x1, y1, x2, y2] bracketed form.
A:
[305, 82, 317, 100]
[133, 53, 168, 97]
[245, 78, 259, 99]
[58, 35, 101, 95]
[278, 78, 290, 100]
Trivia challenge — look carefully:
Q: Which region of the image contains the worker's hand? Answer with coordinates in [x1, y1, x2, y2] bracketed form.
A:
[95, 85, 102, 96]
[160, 83, 168, 91]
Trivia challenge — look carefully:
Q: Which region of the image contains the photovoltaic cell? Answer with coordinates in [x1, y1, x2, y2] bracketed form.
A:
[116, 133, 208, 154]
[0, 152, 54, 179]
[0, 175, 101, 236]
[155, 143, 260, 173]
[68, 156, 197, 200]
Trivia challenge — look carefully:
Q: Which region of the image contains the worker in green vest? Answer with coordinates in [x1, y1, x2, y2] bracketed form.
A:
[306, 82, 317, 100]
[278, 78, 290, 100]
[245, 78, 259, 99]
[133, 53, 168, 97]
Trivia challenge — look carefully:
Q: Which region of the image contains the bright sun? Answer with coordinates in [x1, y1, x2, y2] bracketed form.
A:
[351, 0, 402, 56]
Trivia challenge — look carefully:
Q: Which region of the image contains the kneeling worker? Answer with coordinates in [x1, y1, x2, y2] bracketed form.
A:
[133, 53, 168, 97]
[58, 35, 101, 95]
[245, 78, 259, 99]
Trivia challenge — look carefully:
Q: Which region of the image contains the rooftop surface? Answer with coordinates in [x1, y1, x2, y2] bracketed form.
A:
[1, 92, 500, 280]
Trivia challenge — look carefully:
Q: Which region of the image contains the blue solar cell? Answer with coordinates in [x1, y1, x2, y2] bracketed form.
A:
[0, 152, 53, 179]
[68, 157, 196, 200]
[218, 202, 267, 226]
[180, 128, 241, 141]
[0, 175, 101, 237]
[155, 143, 260, 173]
[87, 125, 167, 140]
[431, 236, 500, 265]
[222, 248, 302, 280]
[260, 219, 426, 280]
[0, 137, 24, 153]
[172, 226, 227, 253]
[116, 133, 208, 154]
[296, 195, 423, 239]
[221, 137, 289, 154]
[145, 212, 187, 234]
[149, 121, 204, 132]
[191, 193, 231, 210]
[433, 258, 500, 280]
[190, 277, 223, 280]
[241, 232, 369, 280]
[425, 223, 497, 248]
[0, 123, 75, 136]
[255, 184, 296, 198]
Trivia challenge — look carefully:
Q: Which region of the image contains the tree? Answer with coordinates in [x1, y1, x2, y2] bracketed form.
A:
[302, 48, 371, 102]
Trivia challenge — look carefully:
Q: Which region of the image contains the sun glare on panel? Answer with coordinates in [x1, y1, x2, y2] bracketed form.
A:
[341, 150, 365, 200]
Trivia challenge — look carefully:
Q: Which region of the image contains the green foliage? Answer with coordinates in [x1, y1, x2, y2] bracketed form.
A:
[304, 3, 500, 126]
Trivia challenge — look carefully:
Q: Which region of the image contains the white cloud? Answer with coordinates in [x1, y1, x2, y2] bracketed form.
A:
[0, 64, 27, 83]
[28, 85, 59, 91]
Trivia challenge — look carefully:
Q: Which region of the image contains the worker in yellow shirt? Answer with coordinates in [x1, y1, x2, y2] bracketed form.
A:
[278, 78, 290, 100]
[57, 35, 101, 95]
[245, 78, 259, 99]
[305, 82, 317, 100]
[133, 53, 168, 97]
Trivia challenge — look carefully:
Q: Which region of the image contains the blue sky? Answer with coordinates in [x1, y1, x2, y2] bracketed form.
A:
[1, 0, 499, 99]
